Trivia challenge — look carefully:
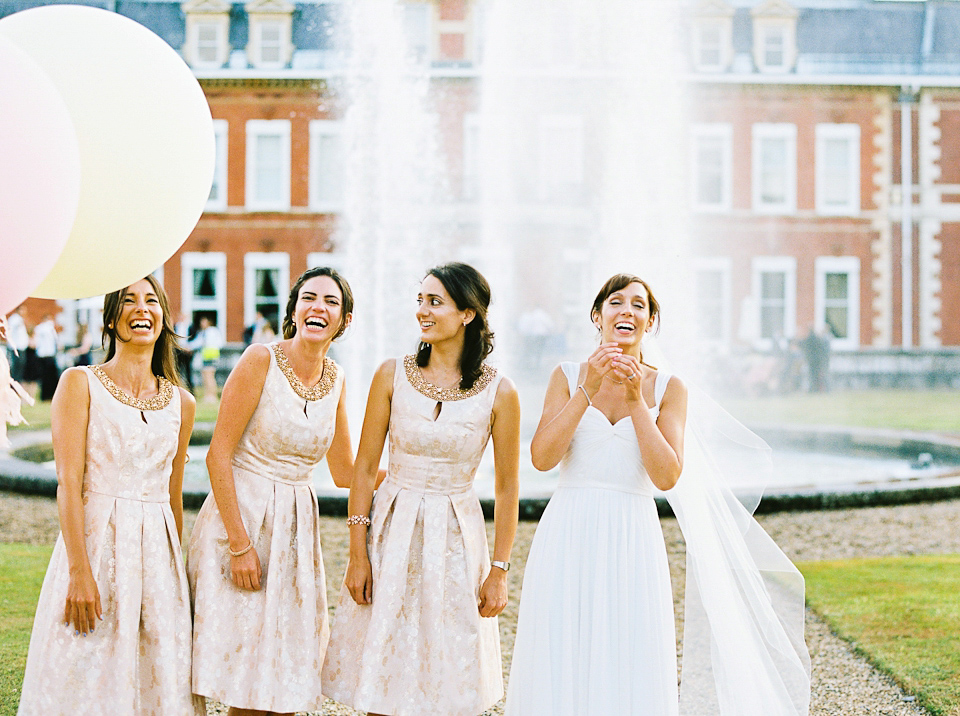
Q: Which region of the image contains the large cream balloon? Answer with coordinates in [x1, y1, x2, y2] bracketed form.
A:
[0, 5, 215, 299]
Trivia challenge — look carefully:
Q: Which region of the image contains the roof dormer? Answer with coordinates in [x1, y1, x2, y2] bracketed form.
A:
[245, 0, 295, 70]
[692, 0, 735, 73]
[182, 0, 231, 70]
[751, 0, 798, 74]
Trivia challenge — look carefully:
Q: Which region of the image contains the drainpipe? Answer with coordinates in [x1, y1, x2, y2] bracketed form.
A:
[900, 86, 915, 349]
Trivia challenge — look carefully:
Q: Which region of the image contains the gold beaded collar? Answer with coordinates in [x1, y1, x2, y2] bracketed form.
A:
[272, 343, 337, 401]
[90, 365, 174, 411]
[403, 354, 496, 402]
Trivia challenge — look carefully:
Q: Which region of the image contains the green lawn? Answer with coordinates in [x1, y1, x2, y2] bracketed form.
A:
[12, 398, 220, 432]
[0, 544, 51, 716]
[3, 546, 959, 714]
[14, 389, 960, 435]
[800, 555, 960, 716]
[723, 389, 960, 434]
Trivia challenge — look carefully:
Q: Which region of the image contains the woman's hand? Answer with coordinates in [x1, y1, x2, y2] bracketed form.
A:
[63, 568, 101, 635]
[583, 342, 623, 397]
[230, 546, 262, 591]
[613, 353, 645, 404]
[345, 555, 373, 605]
[478, 568, 508, 617]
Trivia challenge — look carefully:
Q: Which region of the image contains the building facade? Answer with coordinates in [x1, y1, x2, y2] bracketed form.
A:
[6, 0, 960, 358]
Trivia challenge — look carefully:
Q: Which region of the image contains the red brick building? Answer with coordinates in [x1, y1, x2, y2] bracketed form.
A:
[6, 0, 960, 366]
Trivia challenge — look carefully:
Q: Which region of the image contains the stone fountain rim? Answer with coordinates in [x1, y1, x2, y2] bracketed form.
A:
[3, 424, 960, 518]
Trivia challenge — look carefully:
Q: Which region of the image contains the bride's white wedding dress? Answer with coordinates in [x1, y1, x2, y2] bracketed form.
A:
[505, 362, 679, 716]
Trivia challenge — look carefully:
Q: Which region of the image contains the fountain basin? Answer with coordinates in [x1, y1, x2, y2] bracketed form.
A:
[4, 424, 960, 518]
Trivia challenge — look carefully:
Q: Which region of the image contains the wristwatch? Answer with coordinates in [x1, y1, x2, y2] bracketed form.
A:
[491, 560, 511, 572]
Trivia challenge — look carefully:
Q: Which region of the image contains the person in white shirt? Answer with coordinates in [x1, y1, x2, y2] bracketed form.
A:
[5, 306, 29, 384]
[187, 316, 223, 403]
[32, 314, 60, 401]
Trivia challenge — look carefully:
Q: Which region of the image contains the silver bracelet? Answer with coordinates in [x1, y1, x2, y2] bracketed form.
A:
[576, 384, 592, 406]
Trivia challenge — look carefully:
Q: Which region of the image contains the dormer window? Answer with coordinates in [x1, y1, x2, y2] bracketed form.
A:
[751, 0, 798, 74]
[258, 21, 283, 65]
[246, 0, 294, 70]
[692, 1, 734, 73]
[698, 23, 723, 68]
[763, 27, 785, 68]
[182, 0, 230, 69]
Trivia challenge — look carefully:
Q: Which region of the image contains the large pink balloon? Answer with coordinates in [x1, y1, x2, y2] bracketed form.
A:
[0, 5, 215, 299]
[0, 36, 81, 315]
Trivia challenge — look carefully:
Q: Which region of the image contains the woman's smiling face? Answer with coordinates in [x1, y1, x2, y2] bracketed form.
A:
[416, 274, 473, 345]
[293, 275, 347, 343]
[595, 280, 653, 347]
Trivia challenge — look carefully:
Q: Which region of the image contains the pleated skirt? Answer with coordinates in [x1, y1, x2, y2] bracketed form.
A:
[187, 467, 329, 712]
[505, 486, 679, 716]
[322, 479, 503, 716]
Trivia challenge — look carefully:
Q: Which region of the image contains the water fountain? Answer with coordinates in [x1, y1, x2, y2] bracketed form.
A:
[5, 0, 960, 513]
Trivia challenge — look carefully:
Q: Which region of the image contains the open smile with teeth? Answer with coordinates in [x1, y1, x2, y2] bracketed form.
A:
[305, 317, 328, 329]
[615, 322, 635, 333]
[130, 320, 152, 331]
[420, 321, 435, 329]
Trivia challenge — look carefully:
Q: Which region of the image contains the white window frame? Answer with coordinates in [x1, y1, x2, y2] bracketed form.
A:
[245, 119, 291, 211]
[537, 114, 584, 203]
[206, 120, 228, 211]
[815, 256, 860, 350]
[693, 257, 733, 347]
[309, 120, 345, 213]
[181, 252, 227, 335]
[691, 123, 733, 213]
[815, 123, 861, 216]
[751, 256, 797, 348]
[761, 26, 786, 70]
[195, 20, 226, 68]
[256, 20, 284, 67]
[694, 20, 724, 71]
[185, 15, 229, 70]
[403, 3, 432, 65]
[243, 252, 290, 330]
[463, 112, 480, 201]
[752, 123, 797, 215]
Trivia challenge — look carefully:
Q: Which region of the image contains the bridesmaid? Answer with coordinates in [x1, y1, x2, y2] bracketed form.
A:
[322, 262, 521, 716]
[18, 277, 200, 715]
[188, 267, 355, 715]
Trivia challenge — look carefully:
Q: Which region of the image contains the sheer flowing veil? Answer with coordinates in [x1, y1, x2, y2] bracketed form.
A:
[644, 337, 811, 715]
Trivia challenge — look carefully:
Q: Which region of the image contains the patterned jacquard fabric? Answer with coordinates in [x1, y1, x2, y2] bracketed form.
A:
[18, 367, 201, 716]
[322, 357, 504, 716]
[188, 343, 342, 712]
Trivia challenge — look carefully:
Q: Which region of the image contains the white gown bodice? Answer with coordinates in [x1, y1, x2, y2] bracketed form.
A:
[557, 361, 670, 497]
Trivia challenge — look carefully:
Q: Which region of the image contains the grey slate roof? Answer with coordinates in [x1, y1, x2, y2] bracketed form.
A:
[0, 0, 338, 68]
[694, 0, 960, 76]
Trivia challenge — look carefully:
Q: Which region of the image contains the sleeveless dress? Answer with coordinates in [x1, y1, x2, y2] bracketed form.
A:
[322, 356, 504, 716]
[187, 343, 342, 712]
[19, 367, 200, 716]
[505, 362, 679, 716]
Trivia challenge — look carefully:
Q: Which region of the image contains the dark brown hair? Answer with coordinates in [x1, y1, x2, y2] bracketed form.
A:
[281, 267, 354, 340]
[591, 273, 660, 366]
[416, 262, 494, 391]
[101, 275, 182, 386]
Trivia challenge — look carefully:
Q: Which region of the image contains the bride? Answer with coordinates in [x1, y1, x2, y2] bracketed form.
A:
[506, 273, 810, 716]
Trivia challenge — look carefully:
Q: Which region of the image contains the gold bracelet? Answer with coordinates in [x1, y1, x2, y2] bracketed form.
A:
[346, 514, 372, 527]
[229, 541, 253, 558]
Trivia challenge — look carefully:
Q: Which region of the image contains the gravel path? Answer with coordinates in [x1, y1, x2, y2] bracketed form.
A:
[4, 493, 957, 715]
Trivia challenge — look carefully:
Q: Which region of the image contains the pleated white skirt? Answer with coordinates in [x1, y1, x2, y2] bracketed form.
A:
[506, 485, 679, 716]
